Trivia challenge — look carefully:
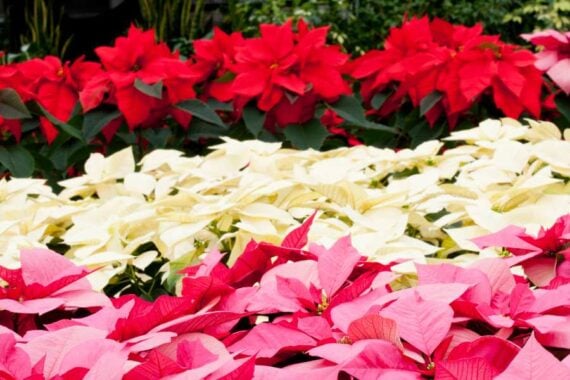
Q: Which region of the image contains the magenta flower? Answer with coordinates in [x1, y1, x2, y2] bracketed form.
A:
[522, 30, 570, 94]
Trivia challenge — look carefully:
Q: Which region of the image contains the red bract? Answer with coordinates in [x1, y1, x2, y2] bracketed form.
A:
[350, 17, 543, 128]
[473, 214, 570, 287]
[232, 20, 350, 127]
[523, 30, 570, 94]
[95, 25, 198, 129]
[0, 65, 33, 141]
[192, 27, 244, 102]
[125, 333, 256, 380]
[16, 56, 104, 143]
[321, 109, 363, 146]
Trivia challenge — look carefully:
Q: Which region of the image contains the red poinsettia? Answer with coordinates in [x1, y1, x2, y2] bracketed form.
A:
[95, 25, 199, 129]
[232, 20, 350, 128]
[191, 27, 244, 102]
[321, 109, 363, 146]
[350, 17, 543, 128]
[16, 56, 104, 143]
[0, 65, 30, 141]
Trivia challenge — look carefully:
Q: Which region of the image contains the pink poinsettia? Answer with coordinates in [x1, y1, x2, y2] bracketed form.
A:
[522, 30, 570, 94]
[473, 215, 570, 287]
[0, 248, 108, 316]
[125, 333, 255, 380]
[3, 214, 570, 378]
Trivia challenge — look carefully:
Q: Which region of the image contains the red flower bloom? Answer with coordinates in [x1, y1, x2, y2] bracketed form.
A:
[350, 17, 542, 128]
[192, 27, 244, 102]
[233, 21, 305, 111]
[95, 25, 198, 129]
[17, 56, 104, 143]
[321, 109, 362, 146]
[232, 20, 350, 127]
[0, 65, 32, 141]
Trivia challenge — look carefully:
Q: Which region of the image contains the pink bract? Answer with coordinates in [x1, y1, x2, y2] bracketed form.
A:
[1, 214, 570, 378]
[523, 30, 570, 94]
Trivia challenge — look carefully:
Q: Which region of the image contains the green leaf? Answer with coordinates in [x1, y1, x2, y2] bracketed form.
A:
[142, 128, 172, 148]
[82, 109, 122, 141]
[408, 120, 446, 148]
[116, 131, 137, 145]
[134, 79, 163, 99]
[36, 103, 85, 142]
[242, 105, 265, 136]
[215, 71, 236, 83]
[258, 129, 279, 142]
[0, 145, 35, 177]
[371, 92, 389, 110]
[49, 141, 85, 171]
[283, 119, 329, 150]
[187, 119, 228, 139]
[177, 99, 227, 128]
[420, 91, 442, 116]
[329, 95, 396, 134]
[206, 99, 233, 112]
[21, 119, 39, 133]
[555, 94, 570, 122]
[329, 96, 366, 125]
[0, 88, 31, 119]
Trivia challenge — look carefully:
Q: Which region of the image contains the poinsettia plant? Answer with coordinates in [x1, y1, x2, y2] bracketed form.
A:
[522, 29, 570, 130]
[189, 19, 392, 149]
[0, 18, 566, 182]
[0, 26, 228, 186]
[473, 214, 570, 287]
[2, 213, 570, 378]
[349, 17, 545, 147]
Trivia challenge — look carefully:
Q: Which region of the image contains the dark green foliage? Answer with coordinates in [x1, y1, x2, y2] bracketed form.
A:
[222, 0, 554, 54]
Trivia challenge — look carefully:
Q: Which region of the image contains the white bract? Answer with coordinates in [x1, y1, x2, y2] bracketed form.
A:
[0, 118, 569, 289]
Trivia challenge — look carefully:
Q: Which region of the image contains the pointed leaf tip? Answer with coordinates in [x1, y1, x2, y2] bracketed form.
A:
[282, 211, 317, 249]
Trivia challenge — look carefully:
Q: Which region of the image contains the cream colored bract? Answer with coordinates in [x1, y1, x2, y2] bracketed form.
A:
[1, 118, 569, 290]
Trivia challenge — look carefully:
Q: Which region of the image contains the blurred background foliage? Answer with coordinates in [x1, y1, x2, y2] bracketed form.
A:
[0, 0, 569, 60]
[226, 0, 570, 54]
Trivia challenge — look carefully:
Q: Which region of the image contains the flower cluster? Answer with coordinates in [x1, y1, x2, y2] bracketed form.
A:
[93, 26, 198, 130]
[2, 218, 570, 378]
[0, 21, 353, 146]
[1, 18, 564, 157]
[188, 19, 352, 132]
[0, 56, 104, 143]
[350, 17, 543, 128]
[523, 30, 570, 95]
[0, 26, 199, 144]
[0, 118, 569, 292]
[474, 215, 570, 287]
[206, 20, 351, 129]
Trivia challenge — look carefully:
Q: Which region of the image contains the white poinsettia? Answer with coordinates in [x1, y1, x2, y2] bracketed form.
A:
[0, 118, 569, 288]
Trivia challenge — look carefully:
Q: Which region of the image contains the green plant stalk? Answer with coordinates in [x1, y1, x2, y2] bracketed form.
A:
[189, 0, 206, 40]
[181, 0, 193, 39]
